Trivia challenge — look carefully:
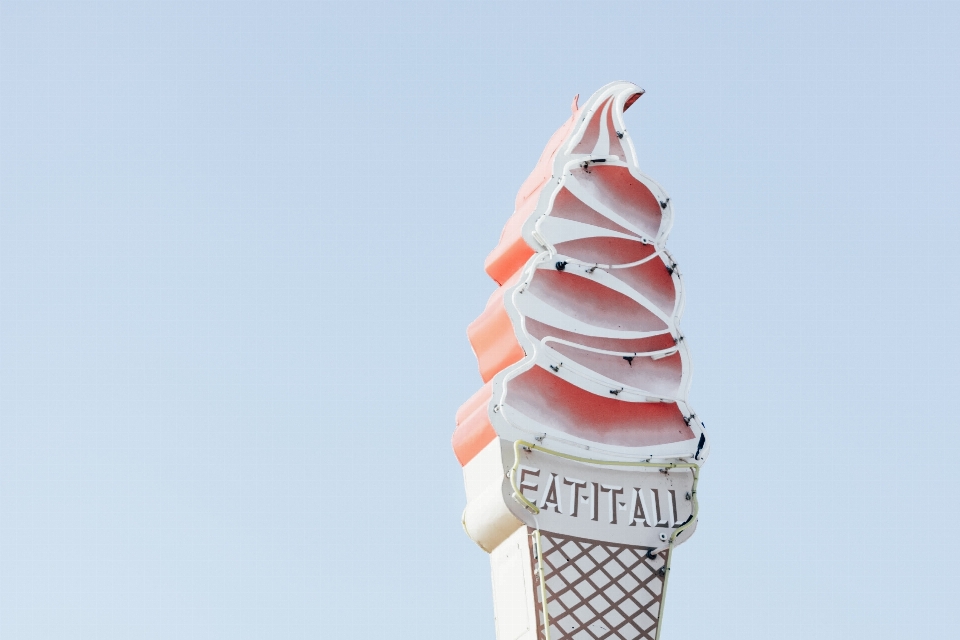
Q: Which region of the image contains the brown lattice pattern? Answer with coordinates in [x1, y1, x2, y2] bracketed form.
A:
[531, 530, 667, 640]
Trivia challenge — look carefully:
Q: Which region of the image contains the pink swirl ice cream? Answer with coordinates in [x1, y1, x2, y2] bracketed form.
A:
[455, 82, 707, 465]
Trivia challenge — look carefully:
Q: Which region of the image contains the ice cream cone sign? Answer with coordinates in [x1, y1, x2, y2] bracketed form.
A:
[453, 82, 709, 640]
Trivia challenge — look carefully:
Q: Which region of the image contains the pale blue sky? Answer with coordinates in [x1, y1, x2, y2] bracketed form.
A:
[1, 1, 958, 638]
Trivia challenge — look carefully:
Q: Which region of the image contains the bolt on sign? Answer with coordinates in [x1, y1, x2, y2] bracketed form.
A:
[453, 82, 709, 640]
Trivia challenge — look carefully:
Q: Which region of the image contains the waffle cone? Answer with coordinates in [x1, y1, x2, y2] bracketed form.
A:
[490, 526, 670, 640]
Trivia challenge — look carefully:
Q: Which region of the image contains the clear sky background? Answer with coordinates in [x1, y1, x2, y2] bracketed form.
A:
[1, 1, 958, 638]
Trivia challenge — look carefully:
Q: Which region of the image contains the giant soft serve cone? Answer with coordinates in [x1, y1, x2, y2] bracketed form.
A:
[453, 82, 709, 640]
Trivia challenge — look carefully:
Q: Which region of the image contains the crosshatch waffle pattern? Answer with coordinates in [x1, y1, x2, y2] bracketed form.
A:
[530, 529, 668, 640]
